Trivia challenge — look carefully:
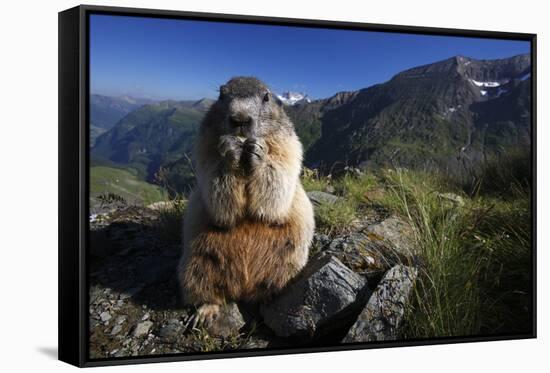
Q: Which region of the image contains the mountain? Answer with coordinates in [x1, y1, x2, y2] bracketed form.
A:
[276, 91, 312, 106]
[304, 54, 531, 175]
[285, 91, 358, 151]
[90, 94, 154, 130]
[91, 54, 531, 193]
[92, 99, 214, 190]
[90, 165, 167, 212]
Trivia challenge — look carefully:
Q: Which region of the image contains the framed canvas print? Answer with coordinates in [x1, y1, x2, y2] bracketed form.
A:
[58, 4, 537, 367]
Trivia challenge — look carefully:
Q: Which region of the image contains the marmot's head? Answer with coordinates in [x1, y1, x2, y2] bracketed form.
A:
[210, 76, 289, 138]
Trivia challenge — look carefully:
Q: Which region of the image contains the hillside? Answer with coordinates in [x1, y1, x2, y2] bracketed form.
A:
[285, 91, 359, 150]
[88, 164, 531, 357]
[90, 166, 167, 212]
[91, 94, 154, 130]
[305, 54, 531, 174]
[91, 54, 531, 193]
[92, 100, 213, 185]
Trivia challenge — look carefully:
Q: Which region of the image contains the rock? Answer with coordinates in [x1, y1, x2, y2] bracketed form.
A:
[343, 265, 417, 343]
[310, 233, 331, 256]
[307, 191, 341, 206]
[323, 232, 397, 277]
[203, 303, 245, 338]
[312, 233, 331, 248]
[100, 311, 112, 322]
[133, 320, 154, 338]
[158, 322, 181, 340]
[110, 324, 123, 335]
[261, 254, 368, 339]
[366, 216, 416, 258]
[343, 166, 364, 177]
[146, 201, 176, 211]
[437, 192, 465, 207]
[242, 337, 270, 349]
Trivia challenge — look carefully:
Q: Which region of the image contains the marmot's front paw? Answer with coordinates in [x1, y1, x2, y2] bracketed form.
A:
[218, 135, 245, 166]
[184, 304, 220, 331]
[243, 138, 267, 171]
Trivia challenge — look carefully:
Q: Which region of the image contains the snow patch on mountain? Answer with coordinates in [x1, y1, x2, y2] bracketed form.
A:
[470, 79, 506, 88]
[276, 91, 311, 106]
[519, 72, 531, 81]
[496, 88, 508, 97]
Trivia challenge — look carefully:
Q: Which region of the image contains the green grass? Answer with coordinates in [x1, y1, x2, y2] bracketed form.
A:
[90, 166, 168, 206]
[333, 173, 378, 205]
[301, 167, 331, 192]
[314, 199, 357, 236]
[302, 163, 531, 338]
[189, 322, 258, 352]
[378, 168, 531, 337]
[302, 169, 378, 236]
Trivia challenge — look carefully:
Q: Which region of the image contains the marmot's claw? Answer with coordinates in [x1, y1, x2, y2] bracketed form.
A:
[184, 304, 220, 332]
[218, 135, 245, 161]
[183, 313, 196, 331]
[244, 138, 266, 160]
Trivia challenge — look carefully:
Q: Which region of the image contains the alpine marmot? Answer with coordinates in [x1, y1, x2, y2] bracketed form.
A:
[178, 76, 315, 327]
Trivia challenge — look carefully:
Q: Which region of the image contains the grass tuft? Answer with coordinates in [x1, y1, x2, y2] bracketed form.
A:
[378, 168, 531, 337]
[301, 164, 531, 338]
[314, 199, 357, 236]
[156, 196, 187, 244]
[333, 173, 378, 205]
[301, 167, 332, 192]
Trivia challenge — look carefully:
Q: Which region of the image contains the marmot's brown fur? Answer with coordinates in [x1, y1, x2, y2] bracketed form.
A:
[178, 77, 314, 326]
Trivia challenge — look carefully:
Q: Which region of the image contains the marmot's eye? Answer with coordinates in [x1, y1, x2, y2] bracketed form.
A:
[263, 92, 270, 103]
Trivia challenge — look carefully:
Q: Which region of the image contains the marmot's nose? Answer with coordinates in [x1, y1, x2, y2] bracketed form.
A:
[229, 112, 252, 127]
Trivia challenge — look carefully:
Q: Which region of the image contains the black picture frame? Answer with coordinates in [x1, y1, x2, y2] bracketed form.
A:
[58, 4, 537, 367]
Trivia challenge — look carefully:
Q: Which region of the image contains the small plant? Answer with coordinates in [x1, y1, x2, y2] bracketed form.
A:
[189, 323, 256, 352]
[333, 172, 378, 205]
[156, 195, 187, 244]
[450, 147, 531, 198]
[376, 168, 531, 338]
[97, 192, 127, 208]
[189, 328, 220, 352]
[301, 167, 331, 192]
[314, 199, 357, 236]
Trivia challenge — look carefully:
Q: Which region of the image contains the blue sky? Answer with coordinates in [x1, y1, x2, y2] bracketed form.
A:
[90, 14, 530, 100]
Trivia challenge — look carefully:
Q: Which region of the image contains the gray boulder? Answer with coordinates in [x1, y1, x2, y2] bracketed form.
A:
[158, 318, 183, 340]
[133, 320, 153, 338]
[261, 253, 368, 339]
[318, 216, 417, 278]
[343, 265, 417, 343]
[307, 191, 340, 206]
[365, 216, 416, 258]
[203, 303, 245, 338]
[324, 232, 390, 275]
[437, 192, 465, 207]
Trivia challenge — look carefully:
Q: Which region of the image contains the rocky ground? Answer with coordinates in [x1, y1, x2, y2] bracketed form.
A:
[89, 192, 419, 359]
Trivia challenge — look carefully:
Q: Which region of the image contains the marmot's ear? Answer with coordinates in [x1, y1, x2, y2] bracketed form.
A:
[218, 85, 228, 100]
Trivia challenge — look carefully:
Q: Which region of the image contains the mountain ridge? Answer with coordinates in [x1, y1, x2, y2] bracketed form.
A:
[91, 53, 531, 192]
[305, 53, 531, 174]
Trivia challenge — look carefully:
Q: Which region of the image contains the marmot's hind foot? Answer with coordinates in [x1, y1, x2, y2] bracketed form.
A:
[184, 304, 221, 331]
